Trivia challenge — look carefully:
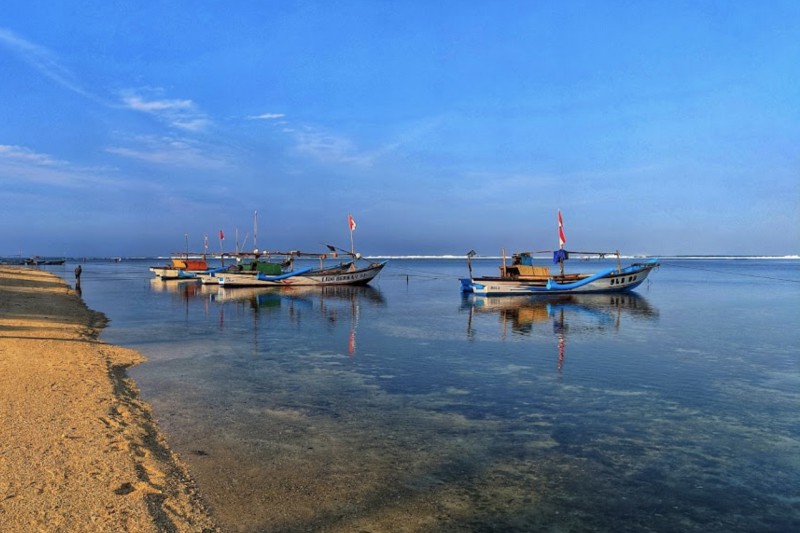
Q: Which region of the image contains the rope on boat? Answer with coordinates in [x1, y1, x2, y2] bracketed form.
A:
[665, 262, 800, 283]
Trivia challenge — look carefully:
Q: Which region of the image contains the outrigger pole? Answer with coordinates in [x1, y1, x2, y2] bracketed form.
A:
[467, 250, 477, 278]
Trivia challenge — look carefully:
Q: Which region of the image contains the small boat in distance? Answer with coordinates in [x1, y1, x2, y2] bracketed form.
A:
[24, 256, 66, 266]
[460, 211, 659, 296]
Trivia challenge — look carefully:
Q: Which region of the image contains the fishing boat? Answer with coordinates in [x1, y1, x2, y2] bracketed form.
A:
[217, 254, 387, 287]
[460, 211, 659, 296]
[217, 214, 386, 288]
[195, 254, 281, 285]
[461, 252, 659, 296]
[149, 255, 212, 280]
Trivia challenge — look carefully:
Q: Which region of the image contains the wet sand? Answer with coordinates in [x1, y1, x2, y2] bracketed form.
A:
[0, 266, 218, 532]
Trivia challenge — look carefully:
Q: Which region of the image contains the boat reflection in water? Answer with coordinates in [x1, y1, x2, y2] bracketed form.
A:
[213, 285, 386, 356]
[148, 278, 227, 301]
[147, 279, 385, 356]
[463, 292, 658, 370]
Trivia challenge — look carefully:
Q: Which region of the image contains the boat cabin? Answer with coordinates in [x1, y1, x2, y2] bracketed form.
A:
[503, 253, 550, 280]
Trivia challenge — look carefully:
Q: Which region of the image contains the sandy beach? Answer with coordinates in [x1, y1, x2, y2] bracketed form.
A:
[0, 266, 218, 532]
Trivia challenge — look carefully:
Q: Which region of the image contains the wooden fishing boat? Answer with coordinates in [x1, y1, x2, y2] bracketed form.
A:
[460, 211, 659, 296]
[217, 214, 385, 287]
[149, 255, 211, 280]
[195, 254, 288, 285]
[217, 258, 387, 287]
[461, 252, 659, 296]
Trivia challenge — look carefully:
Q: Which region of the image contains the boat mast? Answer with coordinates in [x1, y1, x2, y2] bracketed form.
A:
[253, 209, 259, 257]
[558, 210, 566, 276]
[348, 214, 356, 256]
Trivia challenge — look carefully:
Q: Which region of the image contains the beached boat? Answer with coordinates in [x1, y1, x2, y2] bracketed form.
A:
[460, 211, 659, 296]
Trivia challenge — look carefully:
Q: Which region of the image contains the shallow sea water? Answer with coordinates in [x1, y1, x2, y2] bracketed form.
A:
[66, 257, 799, 532]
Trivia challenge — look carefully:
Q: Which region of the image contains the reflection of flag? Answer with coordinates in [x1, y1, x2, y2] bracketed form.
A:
[348, 214, 356, 232]
[219, 230, 224, 240]
[348, 329, 356, 355]
[558, 210, 566, 248]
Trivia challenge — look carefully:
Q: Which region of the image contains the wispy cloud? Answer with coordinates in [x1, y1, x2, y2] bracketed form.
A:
[0, 27, 100, 101]
[123, 95, 194, 113]
[0, 144, 66, 167]
[247, 113, 285, 120]
[0, 144, 118, 188]
[292, 126, 398, 168]
[120, 90, 210, 132]
[106, 134, 227, 169]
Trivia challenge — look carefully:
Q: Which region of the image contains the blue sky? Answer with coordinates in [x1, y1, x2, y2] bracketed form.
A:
[1, 1, 798, 257]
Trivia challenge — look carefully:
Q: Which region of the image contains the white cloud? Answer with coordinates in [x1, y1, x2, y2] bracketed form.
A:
[248, 113, 285, 120]
[120, 90, 210, 132]
[105, 134, 226, 169]
[0, 144, 66, 166]
[122, 95, 194, 112]
[171, 118, 211, 132]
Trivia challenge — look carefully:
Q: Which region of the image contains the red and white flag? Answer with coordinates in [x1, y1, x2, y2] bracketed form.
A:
[348, 214, 356, 232]
[558, 210, 566, 248]
[219, 229, 225, 240]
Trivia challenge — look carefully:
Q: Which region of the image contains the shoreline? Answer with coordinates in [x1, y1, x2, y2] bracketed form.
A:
[0, 266, 218, 531]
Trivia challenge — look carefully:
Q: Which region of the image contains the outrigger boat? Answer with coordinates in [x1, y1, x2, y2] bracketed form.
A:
[150, 254, 213, 280]
[216, 213, 386, 288]
[195, 252, 288, 285]
[460, 211, 659, 296]
[461, 251, 659, 296]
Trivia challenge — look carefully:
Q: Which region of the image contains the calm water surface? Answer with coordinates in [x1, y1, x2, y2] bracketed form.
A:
[66, 258, 799, 532]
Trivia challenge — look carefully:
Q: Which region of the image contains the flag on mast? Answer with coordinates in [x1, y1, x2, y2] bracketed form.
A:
[558, 210, 566, 249]
[347, 214, 357, 256]
[219, 229, 225, 240]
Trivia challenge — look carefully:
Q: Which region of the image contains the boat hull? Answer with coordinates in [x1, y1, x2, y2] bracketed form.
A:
[462, 259, 658, 296]
[218, 262, 387, 287]
[149, 267, 207, 280]
[150, 257, 211, 280]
